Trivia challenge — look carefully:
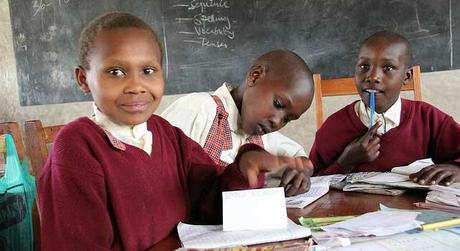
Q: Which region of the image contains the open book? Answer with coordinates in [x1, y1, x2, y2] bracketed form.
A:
[285, 175, 346, 208]
[356, 159, 435, 190]
[177, 218, 311, 249]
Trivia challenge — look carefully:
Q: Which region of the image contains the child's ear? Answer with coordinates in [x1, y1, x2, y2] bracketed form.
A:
[75, 65, 91, 93]
[403, 66, 413, 85]
[247, 65, 267, 87]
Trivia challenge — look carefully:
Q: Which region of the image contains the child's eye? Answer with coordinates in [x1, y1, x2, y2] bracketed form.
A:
[383, 65, 395, 72]
[359, 64, 369, 71]
[274, 99, 284, 109]
[108, 69, 125, 77]
[143, 67, 156, 75]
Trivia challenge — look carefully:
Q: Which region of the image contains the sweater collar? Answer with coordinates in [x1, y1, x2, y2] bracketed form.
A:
[355, 96, 401, 135]
[91, 103, 152, 155]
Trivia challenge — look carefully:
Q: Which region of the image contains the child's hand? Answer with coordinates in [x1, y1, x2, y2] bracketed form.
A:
[337, 122, 381, 172]
[238, 150, 307, 188]
[409, 164, 460, 186]
[279, 157, 314, 196]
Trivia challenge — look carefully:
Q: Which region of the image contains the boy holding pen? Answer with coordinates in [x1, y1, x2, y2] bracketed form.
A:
[309, 31, 460, 186]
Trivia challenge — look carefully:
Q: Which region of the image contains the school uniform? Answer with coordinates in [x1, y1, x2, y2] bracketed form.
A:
[161, 83, 307, 167]
[38, 112, 264, 250]
[310, 98, 460, 175]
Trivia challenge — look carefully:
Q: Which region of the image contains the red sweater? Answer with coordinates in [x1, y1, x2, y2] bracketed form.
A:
[38, 115, 264, 250]
[310, 99, 460, 175]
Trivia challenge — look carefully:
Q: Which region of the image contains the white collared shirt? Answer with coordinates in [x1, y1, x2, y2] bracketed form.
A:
[354, 96, 402, 135]
[92, 103, 152, 155]
[161, 83, 307, 163]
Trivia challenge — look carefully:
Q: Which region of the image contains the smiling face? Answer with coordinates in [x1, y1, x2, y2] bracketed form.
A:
[354, 38, 411, 113]
[240, 71, 313, 135]
[76, 27, 164, 126]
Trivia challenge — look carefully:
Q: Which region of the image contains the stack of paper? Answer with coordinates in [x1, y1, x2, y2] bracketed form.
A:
[426, 183, 460, 208]
[322, 211, 422, 237]
[177, 219, 311, 249]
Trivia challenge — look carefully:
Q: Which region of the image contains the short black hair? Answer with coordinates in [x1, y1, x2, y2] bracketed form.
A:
[252, 49, 313, 84]
[360, 31, 412, 66]
[78, 11, 162, 69]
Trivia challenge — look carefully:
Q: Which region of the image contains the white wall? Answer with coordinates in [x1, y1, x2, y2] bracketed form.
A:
[1, 0, 459, 152]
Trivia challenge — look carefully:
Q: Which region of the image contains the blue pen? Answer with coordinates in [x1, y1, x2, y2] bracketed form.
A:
[367, 90, 376, 128]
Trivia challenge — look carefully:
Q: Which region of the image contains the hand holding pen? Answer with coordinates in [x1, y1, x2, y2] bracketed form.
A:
[337, 121, 382, 173]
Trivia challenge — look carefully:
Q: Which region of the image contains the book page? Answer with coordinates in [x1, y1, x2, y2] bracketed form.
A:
[285, 181, 329, 208]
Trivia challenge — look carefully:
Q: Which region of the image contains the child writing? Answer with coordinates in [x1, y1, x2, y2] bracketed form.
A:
[161, 49, 315, 196]
[309, 31, 460, 186]
[38, 12, 308, 250]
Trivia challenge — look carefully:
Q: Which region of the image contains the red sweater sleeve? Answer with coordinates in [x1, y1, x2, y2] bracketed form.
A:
[38, 126, 114, 250]
[309, 140, 345, 175]
[176, 128, 265, 224]
[432, 116, 460, 166]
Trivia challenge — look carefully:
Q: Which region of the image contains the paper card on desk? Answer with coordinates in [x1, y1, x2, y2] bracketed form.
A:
[222, 187, 287, 231]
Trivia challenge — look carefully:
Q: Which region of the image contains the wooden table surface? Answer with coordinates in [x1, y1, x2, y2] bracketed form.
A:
[149, 189, 427, 250]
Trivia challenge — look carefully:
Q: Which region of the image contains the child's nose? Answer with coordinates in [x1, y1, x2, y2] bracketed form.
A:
[365, 68, 382, 85]
[269, 113, 284, 131]
[124, 75, 147, 94]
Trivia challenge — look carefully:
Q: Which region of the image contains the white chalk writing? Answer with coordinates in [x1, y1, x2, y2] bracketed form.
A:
[173, 0, 235, 49]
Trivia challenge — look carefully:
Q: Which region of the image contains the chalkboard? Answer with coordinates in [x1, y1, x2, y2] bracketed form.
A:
[9, 0, 460, 106]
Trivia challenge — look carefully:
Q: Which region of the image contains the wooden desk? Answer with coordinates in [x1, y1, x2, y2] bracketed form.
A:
[149, 189, 427, 250]
[288, 189, 426, 220]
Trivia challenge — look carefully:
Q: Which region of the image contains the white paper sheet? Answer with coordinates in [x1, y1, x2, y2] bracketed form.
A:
[222, 187, 287, 231]
[391, 158, 434, 175]
[328, 228, 460, 251]
[177, 218, 311, 249]
[322, 211, 422, 237]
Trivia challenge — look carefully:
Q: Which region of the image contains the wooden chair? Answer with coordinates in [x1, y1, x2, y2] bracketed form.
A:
[24, 120, 63, 178]
[0, 122, 25, 161]
[314, 64, 422, 129]
[0, 122, 41, 251]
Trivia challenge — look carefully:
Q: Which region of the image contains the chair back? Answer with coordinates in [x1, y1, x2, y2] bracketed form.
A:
[314, 64, 422, 129]
[0, 122, 25, 161]
[24, 120, 63, 177]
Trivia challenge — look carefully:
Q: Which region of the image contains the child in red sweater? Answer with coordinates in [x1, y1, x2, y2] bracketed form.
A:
[38, 12, 307, 250]
[309, 31, 460, 186]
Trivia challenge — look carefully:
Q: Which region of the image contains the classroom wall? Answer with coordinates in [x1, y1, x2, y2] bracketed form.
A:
[1, 0, 459, 152]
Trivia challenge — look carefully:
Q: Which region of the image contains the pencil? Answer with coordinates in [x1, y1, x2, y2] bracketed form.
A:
[420, 218, 460, 231]
[367, 90, 376, 128]
[414, 202, 460, 213]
